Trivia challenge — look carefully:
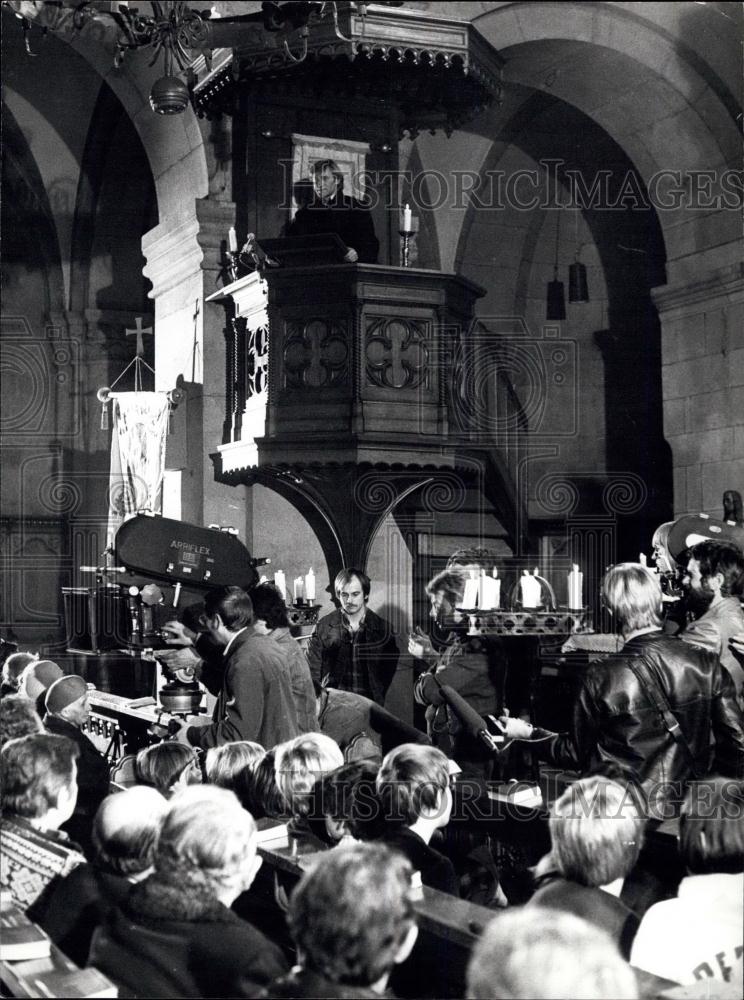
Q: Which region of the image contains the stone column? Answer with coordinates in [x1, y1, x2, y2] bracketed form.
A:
[652, 261, 744, 517]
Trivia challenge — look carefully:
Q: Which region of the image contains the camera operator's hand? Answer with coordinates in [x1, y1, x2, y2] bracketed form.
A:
[168, 718, 193, 746]
[162, 620, 196, 647]
[157, 645, 203, 683]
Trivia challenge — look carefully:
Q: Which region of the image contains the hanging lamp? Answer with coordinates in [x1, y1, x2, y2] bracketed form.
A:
[546, 210, 566, 320]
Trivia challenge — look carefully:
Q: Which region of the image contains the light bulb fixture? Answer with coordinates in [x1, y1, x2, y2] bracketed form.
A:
[149, 74, 191, 115]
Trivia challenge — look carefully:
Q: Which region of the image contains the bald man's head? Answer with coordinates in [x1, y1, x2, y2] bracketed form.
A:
[92, 786, 168, 876]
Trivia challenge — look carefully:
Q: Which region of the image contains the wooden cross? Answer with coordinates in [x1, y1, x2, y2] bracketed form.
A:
[125, 316, 153, 357]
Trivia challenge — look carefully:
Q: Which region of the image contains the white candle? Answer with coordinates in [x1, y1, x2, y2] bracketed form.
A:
[639, 552, 647, 567]
[568, 564, 583, 610]
[273, 570, 286, 601]
[478, 570, 500, 610]
[403, 203, 412, 231]
[462, 577, 479, 609]
[293, 576, 304, 602]
[520, 570, 541, 609]
[304, 568, 316, 602]
[228, 226, 238, 252]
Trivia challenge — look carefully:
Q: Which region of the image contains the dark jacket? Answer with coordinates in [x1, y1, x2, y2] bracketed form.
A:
[380, 827, 459, 897]
[187, 628, 299, 750]
[89, 875, 288, 999]
[264, 967, 381, 998]
[286, 194, 379, 264]
[414, 634, 503, 777]
[270, 628, 319, 734]
[537, 631, 744, 806]
[43, 713, 110, 852]
[307, 609, 398, 706]
[528, 875, 639, 959]
[29, 863, 133, 966]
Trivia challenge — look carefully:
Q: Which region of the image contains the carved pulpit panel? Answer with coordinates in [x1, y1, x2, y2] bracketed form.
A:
[365, 317, 429, 391]
[283, 319, 349, 390]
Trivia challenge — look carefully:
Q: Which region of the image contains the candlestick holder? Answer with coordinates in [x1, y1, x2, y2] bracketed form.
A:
[286, 603, 321, 628]
[457, 607, 593, 636]
[225, 250, 240, 283]
[399, 229, 414, 268]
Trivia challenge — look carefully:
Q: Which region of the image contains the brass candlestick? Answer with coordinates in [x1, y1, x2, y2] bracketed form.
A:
[399, 229, 414, 268]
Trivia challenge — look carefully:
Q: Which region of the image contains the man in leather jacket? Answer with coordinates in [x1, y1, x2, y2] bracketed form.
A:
[500, 563, 744, 815]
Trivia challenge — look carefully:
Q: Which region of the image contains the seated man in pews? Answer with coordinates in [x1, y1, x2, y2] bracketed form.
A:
[305, 759, 386, 847]
[43, 674, 111, 856]
[90, 785, 288, 998]
[18, 658, 63, 716]
[467, 907, 638, 999]
[527, 774, 644, 959]
[375, 743, 459, 896]
[631, 776, 744, 989]
[498, 563, 744, 816]
[30, 786, 168, 967]
[0, 733, 84, 909]
[0, 693, 43, 749]
[1, 649, 39, 698]
[265, 842, 418, 998]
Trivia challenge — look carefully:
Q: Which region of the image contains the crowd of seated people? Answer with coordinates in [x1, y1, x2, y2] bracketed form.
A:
[2, 575, 743, 1000]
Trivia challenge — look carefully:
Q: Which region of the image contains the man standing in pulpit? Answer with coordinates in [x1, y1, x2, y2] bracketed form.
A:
[286, 159, 379, 264]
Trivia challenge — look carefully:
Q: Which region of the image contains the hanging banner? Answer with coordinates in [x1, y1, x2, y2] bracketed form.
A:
[106, 392, 170, 549]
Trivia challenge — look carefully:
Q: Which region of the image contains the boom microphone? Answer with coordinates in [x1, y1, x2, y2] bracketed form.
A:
[438, 684, 504, 752]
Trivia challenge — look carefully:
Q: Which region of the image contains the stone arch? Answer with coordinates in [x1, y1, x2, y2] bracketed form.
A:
[1, 7, 210, 225]
[1, 104, 66, 318]
[469, 3, 740, 273]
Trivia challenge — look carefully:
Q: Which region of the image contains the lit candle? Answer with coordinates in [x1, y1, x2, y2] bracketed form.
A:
[478, 569, 499, 611]
[568, 564, 583, 610]
[462, 569, 479, 609]
[492, 567, 501, 609]
[403, 203, 412, 232]
[520, 569, 541, 609]
[293, 576, 304, 603]
[228, 226, 238, 252]
[273, 570, 286, 601]
[304, 568, 316, 603]
[639, 552, 647, 567]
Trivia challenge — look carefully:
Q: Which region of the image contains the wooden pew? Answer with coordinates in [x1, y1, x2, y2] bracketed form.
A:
[241, 821, 687, 999]
[0, 902, 115, 999]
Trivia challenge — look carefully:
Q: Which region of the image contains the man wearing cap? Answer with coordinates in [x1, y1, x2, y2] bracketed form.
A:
[19, 658, 63, 716]
[44, 675, 110, 855]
